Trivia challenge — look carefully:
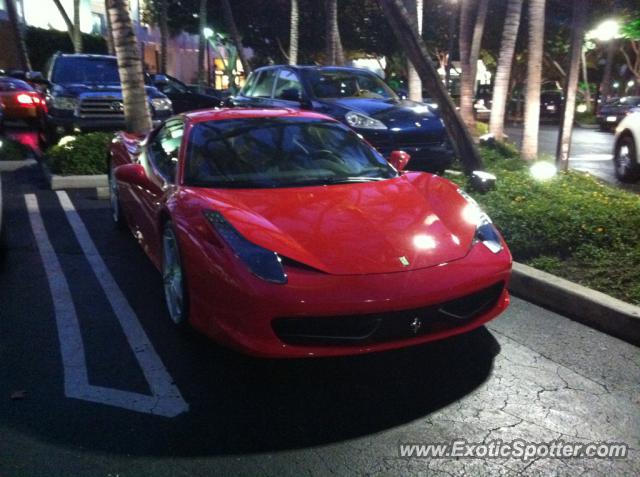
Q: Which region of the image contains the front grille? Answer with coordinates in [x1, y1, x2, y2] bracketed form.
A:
[272, 282, 505, 346]
[78, 98, 124, 118]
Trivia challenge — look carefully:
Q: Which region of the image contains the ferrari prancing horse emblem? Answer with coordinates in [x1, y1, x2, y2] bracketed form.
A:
[399, 256, 410, 267]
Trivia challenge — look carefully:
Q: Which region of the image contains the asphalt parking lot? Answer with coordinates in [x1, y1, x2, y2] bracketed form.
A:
[1, 164, 639, 476]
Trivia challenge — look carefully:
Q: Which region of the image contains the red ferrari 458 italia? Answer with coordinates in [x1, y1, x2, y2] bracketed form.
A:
[109, 108, 511, 358]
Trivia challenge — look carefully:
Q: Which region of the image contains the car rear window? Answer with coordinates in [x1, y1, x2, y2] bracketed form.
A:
[0, 79, 34, 92]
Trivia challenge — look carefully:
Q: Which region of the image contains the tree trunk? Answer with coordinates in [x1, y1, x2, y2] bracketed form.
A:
[458, 0, 475, 131]
[197, 0, 207, 87]
[52, 0, 76, 50]
[221, 0, 252, 75]
[289, 0, 299, 65]
[556, 0, 587, 171]
[377, 0, 484, 175]
[73, 0, 83, 53]
[521, 0, 546, 162]
[468, 0, 489, 95]
[159, 0, 169, 74]
[6, 0, 31, 70]
[106, 0, 152, 133]
[404, 0, 423, 102]
[325, 0, 345, 65]
[105, 0, 115, 55]
[489, 0, 523, 140]
[580, 47, 592, 111]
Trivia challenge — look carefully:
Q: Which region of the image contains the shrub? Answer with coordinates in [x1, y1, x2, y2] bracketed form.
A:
[0, 138, 30, 161]
[47, 132, 112, 175]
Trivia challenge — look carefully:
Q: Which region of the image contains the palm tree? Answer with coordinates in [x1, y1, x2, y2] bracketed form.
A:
[105, 0, 115, 55]
[521, 0, 546, 162]
[289, 0, 299, 65]
[556, 0, 587, 170]
[221, 0, 252, 75]
[159, 0, 169, 74]
[458, 0, 475, 131]
[106, 0, 152, 133]
[377, 0, 484, 174]
[197, 0, 207, 87]
[403, 0, 423, 102]
[489, 0, 523, 140]
[6, 0, 30, 70]
[325, 0, 345, 65]
[52, 0, 83, 53]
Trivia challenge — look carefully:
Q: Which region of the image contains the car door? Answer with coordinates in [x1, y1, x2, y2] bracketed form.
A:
[232, 68, 278, 108]
[137, 119, 184, 264]
[270, 68, 306, 109]
[157, 77, 194, 113]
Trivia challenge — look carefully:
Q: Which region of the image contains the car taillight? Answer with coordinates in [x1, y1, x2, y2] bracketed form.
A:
[16, 93, 34, 105]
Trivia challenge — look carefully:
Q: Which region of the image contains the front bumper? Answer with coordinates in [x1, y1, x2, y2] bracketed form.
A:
[47, 111, 170, 132]
[181, 230, 512, 358]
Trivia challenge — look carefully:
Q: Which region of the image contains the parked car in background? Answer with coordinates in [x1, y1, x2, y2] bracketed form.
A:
[108, 108, 511, 357]
[149, 74, 223, 113]
[39, 53, 173, 143]
[232, 65, 454, 174]
[598, 96, 640, 131]
[540, 90, 563, 119]
[613, 111, 640, 182]
[0, 77, 47, 128]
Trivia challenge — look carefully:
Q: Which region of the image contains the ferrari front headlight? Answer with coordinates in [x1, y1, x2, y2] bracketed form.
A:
[458, 189, 503, 254]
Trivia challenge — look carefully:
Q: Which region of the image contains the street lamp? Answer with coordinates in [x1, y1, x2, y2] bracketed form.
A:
[586, 19, 621, 106]
[203, 27, 214, 87]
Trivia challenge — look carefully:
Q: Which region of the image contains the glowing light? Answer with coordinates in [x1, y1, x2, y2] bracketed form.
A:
[628, 80, 635, 88]
[16, 93, 34, 105]
[576, 104, 588, 113]
[530, 162, 557, 181]
[203, 27, 214, 39]
[587, 19, 620, 42]
[58, 135, 77, 147]
[413, 234, 436, 250]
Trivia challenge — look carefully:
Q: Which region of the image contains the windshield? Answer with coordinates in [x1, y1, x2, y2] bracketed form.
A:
[51, 57, 121, 85]
[184, 118, 397, 189]
[307, 70, 398, 100]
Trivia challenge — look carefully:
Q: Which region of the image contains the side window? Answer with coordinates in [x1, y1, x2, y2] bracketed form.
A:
[251, 69, 277, 98]
[149, 120, 184, 183]
[159, 78, 188, 95]
[273, 69, 302, 100]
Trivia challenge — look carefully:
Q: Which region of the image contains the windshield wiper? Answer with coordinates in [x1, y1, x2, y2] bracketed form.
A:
[288, 176, 389, 186]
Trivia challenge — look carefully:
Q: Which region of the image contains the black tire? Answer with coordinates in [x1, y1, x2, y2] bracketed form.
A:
[613, 135, 640, 183]
[108, 160, 126, 228]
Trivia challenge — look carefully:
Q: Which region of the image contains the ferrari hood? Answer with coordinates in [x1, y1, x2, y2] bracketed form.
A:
[193, 174, 478, 275]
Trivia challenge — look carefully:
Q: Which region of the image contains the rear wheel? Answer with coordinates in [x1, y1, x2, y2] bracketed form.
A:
[109, 161, 126, 227]
[614, 135, 640, 183]
[162, 222, 188, 326]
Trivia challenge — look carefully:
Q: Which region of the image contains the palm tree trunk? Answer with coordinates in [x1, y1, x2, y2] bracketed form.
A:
[458, 0, 475, 131]
[6, 0, 31, 70]
[556, 0, 587, 171]
[159, 0, 169, 74]
[468, 0, 489, 95]
[404, 0, 423, 102]
[221, 0, 252, 75]
[377, 0, 484, 175]
[73, 0, 83, 53]
[106, 0, 152, 133]
[325, 0, 345, 65]
[289, 0, 299, 65]
[521, 0, 546, 162]
[489, 0, 523, 140]
[197, 0, 207, 87]
[105, 0, 115, 55]
[580, 48, 592, 111]
[52, 0, 77, 50]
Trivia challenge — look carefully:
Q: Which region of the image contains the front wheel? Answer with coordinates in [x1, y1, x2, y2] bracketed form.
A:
[614, 135, 640, 183]
[109, 161, 126, 228]
[162, 223, 188, 326]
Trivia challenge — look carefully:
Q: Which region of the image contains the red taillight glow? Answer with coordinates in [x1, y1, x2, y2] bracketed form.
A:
[16, 93, 34, 105]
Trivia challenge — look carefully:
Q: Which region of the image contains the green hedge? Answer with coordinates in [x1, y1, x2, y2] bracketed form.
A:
[0, 138, 30, 161]
[47, 133, 112, 175]
[449, 143, 640, 305]
[25, 27, 108, 73]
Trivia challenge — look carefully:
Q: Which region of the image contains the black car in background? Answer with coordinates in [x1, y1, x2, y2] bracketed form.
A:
[232, 65, 454, 173]
[597, 96, 640, 131]
[149, 74, 223, 113]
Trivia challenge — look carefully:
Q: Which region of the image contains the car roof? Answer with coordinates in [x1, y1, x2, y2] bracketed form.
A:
[57, 53, 116, 60]
[252, 65, 379, 75]
[184, 108, 336, 124]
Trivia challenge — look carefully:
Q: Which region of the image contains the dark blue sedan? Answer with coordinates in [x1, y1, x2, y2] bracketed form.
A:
[232, 66, 454, 173]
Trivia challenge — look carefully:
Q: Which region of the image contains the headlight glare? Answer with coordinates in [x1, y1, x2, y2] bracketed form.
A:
[203, 210, 287, 284]
[345, 111, 387, 130]
[458, 189, 503, 254]
[51, 96, 78, 110]
[151, 97, 173, 112]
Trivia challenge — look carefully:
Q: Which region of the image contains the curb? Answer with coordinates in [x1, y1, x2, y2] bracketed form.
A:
[509, 262, 640, 346]
[0, 159, 38, 172]
[41, 162, 108, 190]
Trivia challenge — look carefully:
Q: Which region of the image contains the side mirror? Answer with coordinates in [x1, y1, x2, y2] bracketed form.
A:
[115, 163, 153, 189]
[389, 150, 411, 171]
[152, 74, 170, 86]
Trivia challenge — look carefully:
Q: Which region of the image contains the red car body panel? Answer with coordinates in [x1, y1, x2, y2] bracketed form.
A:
[111, 108, 512, 358]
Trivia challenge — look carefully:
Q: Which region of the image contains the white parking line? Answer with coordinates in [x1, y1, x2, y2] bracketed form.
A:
[26, 193, 188, 417]
[570, 154, 613, 162]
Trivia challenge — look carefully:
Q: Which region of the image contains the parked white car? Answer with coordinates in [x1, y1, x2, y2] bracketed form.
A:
[614, 111, 640, 182]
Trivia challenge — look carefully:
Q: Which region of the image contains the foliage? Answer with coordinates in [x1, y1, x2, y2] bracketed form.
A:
[447, 142, 640, 305]
[0, 138, 30, 161]
[47, 133, 112, 176]
[25, 27, 107, 73]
